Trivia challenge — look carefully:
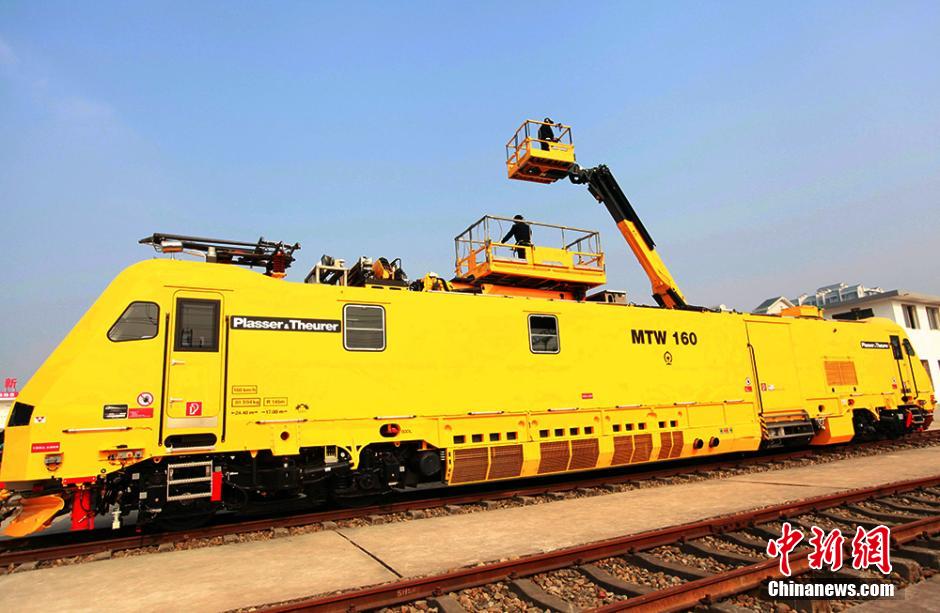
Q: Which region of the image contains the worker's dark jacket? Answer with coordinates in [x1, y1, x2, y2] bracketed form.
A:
[538, 124, 556, 150]
[502, 222, 532, 245]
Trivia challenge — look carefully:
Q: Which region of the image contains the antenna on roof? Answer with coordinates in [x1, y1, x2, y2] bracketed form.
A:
[139, 233, 301, 278]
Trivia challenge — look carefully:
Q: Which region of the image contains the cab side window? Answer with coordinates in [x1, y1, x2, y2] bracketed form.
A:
[529, 314, 560, 353]
[344, 304, 386, 351]
[108, 302, 160, 342]
[175, 299, 220, 351]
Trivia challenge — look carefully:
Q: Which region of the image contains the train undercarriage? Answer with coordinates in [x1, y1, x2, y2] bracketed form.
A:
[0, 405, 931, 536]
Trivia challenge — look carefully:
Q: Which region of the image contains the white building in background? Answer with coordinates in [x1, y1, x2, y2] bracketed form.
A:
[793, 282, 886, 308]
[0, 391, 17, 430]
[752, 296, 795, 315]
[822, 290, 940, 388]
[754, 284, 940, 388]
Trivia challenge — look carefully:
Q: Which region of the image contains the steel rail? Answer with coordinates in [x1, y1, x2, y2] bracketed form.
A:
[590, 514, 940, 612]
[258, 473, 940, 612]
[1, 430, 936, 567]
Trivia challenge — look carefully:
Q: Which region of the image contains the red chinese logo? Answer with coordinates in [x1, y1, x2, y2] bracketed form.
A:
[766, 521, 804, 576]
[807, 526, 844, 571]
[767, 523, 893, 576]
[851, 525, 892, 574]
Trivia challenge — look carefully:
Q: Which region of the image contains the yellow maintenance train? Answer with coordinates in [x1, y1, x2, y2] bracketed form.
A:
[0, 121, 934, 537]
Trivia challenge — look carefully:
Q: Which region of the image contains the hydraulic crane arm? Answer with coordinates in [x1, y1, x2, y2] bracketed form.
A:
[568, 164, 691, 309]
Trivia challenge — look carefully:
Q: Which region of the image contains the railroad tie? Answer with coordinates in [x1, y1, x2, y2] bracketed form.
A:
[885, 556, 922, 581]
[788, 517, 822, 536]
[679, 540, 761, 565]
[704, 603, 760, 613]
[741, 524, 781, 542]
[428, 594, 469, 613]
[577, 564, 653, 597]
[508, 578, 578, 613]
[875, 499, 938, 515]
[843, 503, 922, 524]
[816, 511, 886, 531]
[720, 531, 768, 553]
[893, 545, 940, 570]
[902, 494, 940, 508]
[624, 552, 711, 581]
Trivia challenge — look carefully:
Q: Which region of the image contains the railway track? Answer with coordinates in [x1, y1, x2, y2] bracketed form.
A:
[1, 430, 937, 569]
[262, 475, 940, 612]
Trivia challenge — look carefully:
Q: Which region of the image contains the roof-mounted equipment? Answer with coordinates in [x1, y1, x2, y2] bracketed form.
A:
[305, 254, 409, 289]
[140, 233, 300, 278]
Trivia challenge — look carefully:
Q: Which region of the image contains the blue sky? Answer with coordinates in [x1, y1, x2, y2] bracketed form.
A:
[1, 2, 938, 383]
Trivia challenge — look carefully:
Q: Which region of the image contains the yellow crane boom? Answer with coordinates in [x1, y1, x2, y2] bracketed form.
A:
[567, 163, 690, 309]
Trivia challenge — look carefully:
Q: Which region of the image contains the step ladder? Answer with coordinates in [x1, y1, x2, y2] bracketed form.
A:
[166, 460, 214, 502]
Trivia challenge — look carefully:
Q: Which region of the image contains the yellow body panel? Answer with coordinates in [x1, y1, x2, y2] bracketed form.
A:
[2, 259, 933, 491]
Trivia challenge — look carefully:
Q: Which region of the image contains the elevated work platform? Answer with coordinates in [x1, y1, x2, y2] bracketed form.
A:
[454, 215, 606, 293]
[506, 120, 576, 184]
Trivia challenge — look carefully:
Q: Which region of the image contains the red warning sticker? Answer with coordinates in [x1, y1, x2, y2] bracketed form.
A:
[31, 442, 60, 453]
[185, 402, 203, 416]
[581, 392, 594, 400]
[129, 407, 154, 419]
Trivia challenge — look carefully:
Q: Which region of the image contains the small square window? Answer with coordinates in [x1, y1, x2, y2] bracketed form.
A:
[585, 426, 594, 435]
[670, 420, 678, 428]
[471, 434, 483, 443]
[528, 314, 560, 354]
[658, 421, 666, 428]
[554, 428, 564, 437]
[489, 433, 500, 442]
[343, 304, 386, 351]
[453, 435, 465, 444]
[175, 299, 220, 352]
[638, 423, 647, 430]
[612, 424, 621, 433]
[507, 432, 518, 441]
[569, 427, 579, 436]
[625, 423, 634, 431]
[539, 429, 549, 438]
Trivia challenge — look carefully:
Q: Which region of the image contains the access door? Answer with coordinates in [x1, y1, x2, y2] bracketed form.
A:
[162, 292, 225, 448]
[745, 321, 804, 417]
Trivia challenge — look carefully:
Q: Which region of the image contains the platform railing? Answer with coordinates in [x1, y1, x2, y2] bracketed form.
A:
[505, 120, 574, 168]
[455, 215, 603, 278]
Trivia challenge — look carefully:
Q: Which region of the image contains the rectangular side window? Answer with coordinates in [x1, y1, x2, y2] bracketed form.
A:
[927, 307, 940, 330]
[174, 299, 220, 352]
[528, 314, 559, 354]
[108, 302, 160, 342]
[344, 304, 386, 351]
[903, 304, 919, 329]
